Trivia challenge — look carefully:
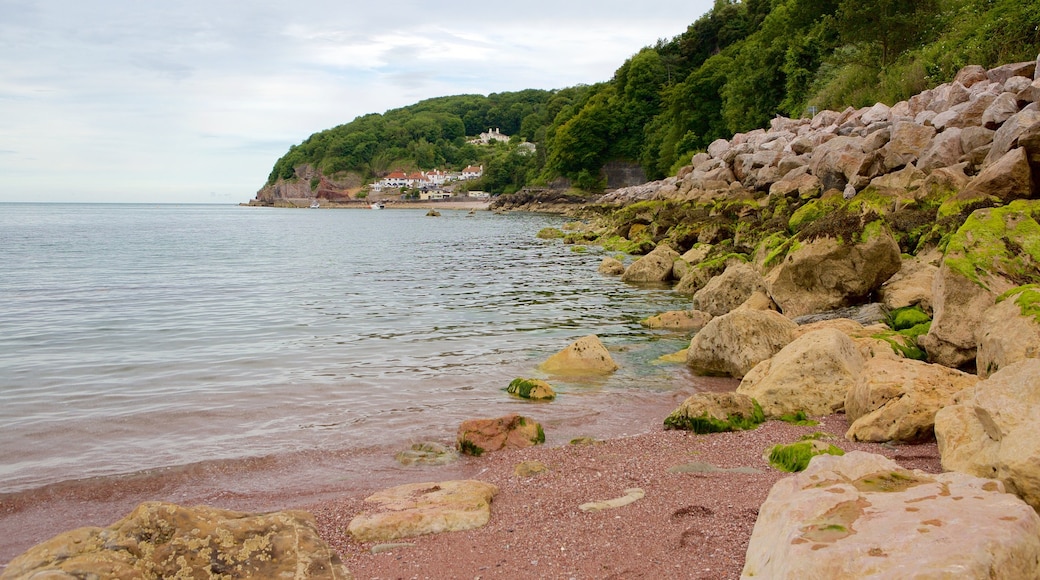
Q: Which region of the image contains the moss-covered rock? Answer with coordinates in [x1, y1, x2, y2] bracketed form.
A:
[664, 392, 765, 433]
[536, 227, 565, 239]
[505, 378, 556, 401]
[766, 440, 845, 472]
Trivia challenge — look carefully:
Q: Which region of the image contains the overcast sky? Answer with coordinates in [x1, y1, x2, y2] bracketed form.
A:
[0, 0, 714, 203]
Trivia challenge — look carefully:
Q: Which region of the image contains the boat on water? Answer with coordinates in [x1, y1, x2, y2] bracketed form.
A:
[370, 202, 385, 210]
[309, 200, 320, 209]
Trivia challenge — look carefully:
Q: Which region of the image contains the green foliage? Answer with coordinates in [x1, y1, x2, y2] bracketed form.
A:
[663, 400, 766, 433]
[767, 441, 845, 472]
[874, 321, 932, 360]
[997, 285, 1040, 325]
[458, 438, 484, 457]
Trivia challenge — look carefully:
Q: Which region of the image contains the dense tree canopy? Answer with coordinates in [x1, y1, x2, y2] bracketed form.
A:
[266, 0, 1040, 194]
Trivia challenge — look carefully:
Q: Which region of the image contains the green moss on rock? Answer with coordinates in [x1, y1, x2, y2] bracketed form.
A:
[767, 440, 845, 472]
[505, 378, 556, 401]
[664, 400, 765, 434]
[997, 284, 1040, 324]
[536, 227, 565, 239]
[944, 200, 1040, 290]
[887, 305, 932, 331]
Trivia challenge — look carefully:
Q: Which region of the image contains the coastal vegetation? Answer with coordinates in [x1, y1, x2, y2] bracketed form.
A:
[261, 0, 1039, 199]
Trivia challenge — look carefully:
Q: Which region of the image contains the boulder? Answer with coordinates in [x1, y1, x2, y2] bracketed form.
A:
[741, 452, 1040, 579]
[921, 202, 1040, 368]
[620, 243, 680, 283]
[691, 262, 765, 317]
[639, 309, 713, 332]
[987, 60, 1038, 84]
[954, 65, 989, 88]
[685, 310, 797, 378]
[346, 480, 498, 542]
[982, 92, 1021, 129]
[809, 136, 882, 191]
[916, 127, 963, 172]
[935, 359, 1040, 510]
[877, 252, 939, 311]
[961, 147, 1035, 203]
[663, 392, 764, 433]
[737, 328, 864, 418]
[880, 121, 936, 171]
[538, 334, 619, 375]
[1, 502, 350, 580]
[456, 414, 544, 456]
[766, 225, 902, 318]
[597, 256, 625, 275]
[976, 286, 1040, 378]
[845, 357, 979, 443]
[984, 109, 1040, 167]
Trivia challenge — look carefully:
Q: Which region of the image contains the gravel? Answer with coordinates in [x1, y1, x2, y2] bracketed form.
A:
[309, 414, 941, 579]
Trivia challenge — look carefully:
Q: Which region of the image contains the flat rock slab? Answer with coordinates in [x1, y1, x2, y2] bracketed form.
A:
[347, 480, 498, 543]
[742, 451, 1040, 579]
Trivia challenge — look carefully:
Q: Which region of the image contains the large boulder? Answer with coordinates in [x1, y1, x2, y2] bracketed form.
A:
[1, 502, 351, 580]
[538, 334, 619, 375]
[877, 251, 939, 311]
[977, 286, 1040, 378]
[736, 328, 864, 418]
[845, 357, 979, 442]
[809, 135, 882, 191]
[921, 201, 1040, 368]
[880, 121, 936, 171]
[766, 225, 902, 318]
[935, 359, 1040, 510]
[685, 310, 797, 378]
[691, 262, 765, 316]
[620, 243, 680, 283]
[741, 452, 1040, 579]
[961, 147, 1036, 203]
[347, 480, 498, 542]
[456, 414, 544, 456]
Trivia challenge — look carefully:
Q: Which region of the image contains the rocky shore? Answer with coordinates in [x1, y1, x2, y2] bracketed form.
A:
[6, 56, 1040, 579]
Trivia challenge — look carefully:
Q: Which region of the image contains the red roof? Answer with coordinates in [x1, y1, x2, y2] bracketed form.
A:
[385, 171, 407, 179]
[463, 165, 482, 173]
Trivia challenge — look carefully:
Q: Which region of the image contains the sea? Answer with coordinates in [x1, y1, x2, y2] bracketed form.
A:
[0, 203, 734, 558]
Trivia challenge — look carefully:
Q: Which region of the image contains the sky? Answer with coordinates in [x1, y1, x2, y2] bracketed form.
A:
[0, 0, 714, 203]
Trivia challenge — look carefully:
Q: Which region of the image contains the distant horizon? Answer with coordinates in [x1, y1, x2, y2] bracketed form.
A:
[0, 1, 714, 204]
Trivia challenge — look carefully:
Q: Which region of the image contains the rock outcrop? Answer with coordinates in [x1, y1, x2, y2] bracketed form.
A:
[976, 286, 1040, 377]
[935, 359, 1040, 510]
[736, 328, 864, 418]
[845, 356, 979, 442]
[620, 243, 680, 283]
[640, 309, 713, 332]
[347, 480, 498, 542]
[1, 502, 351, 580]
[691, 262, 765, 316]
[742, 452, 1040, 579]
[685, 309, 798, 378]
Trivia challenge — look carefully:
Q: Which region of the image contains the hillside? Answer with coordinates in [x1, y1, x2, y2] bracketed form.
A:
[252, 0, 1040, 205]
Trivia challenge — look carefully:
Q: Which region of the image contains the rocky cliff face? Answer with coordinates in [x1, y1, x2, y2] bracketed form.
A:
[252, 164, 362, 206]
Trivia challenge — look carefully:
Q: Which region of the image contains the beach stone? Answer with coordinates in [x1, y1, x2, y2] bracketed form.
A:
[663, 392, 764, 433]
[538, 334, 618, 375]
[845, 357, 979, 443]
[639, 309, 712, 332]
[620, 243, 680, 283]
[936, 359, 1040, 510]
[578, 488, 645, 513]
[976, 287, 1040, 378]
[395, 442, 460, 466]
[766, 227, 901, 318]
[514, 460, 549, 477]
[1, 501, 351, 580]
[680, 243, 712, 265]
[505, 378, 556, 400]
[741, 451, 1040, 579]
[346, 480, 498, 543]
[456, 414, 544, 456]
[737, 328, 864, 418]
[691, 262, 765, 317]
[685, 309, 797, 378]
[597, 256, 625, 275]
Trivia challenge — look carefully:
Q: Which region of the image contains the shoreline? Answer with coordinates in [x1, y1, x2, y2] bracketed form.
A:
[0, 411, 942, 575]
[246, 199, 493, 211]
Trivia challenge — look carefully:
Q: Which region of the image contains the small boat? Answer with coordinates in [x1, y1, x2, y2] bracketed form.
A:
[309, 200, 320, 209]
[370, 202, 385, 210]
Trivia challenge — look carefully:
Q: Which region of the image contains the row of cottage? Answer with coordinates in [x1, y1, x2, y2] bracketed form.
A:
[372, 165, 484, 191]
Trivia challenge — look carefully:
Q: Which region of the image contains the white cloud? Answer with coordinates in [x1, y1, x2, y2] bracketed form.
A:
[0, 0, 714, 203]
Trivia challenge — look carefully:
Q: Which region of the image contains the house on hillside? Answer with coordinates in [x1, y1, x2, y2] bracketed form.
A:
[461, 165, 483, 180]
[469, 128, 510, 145]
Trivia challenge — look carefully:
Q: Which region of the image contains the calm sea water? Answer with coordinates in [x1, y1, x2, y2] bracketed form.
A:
[0, 204, 703, 495]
